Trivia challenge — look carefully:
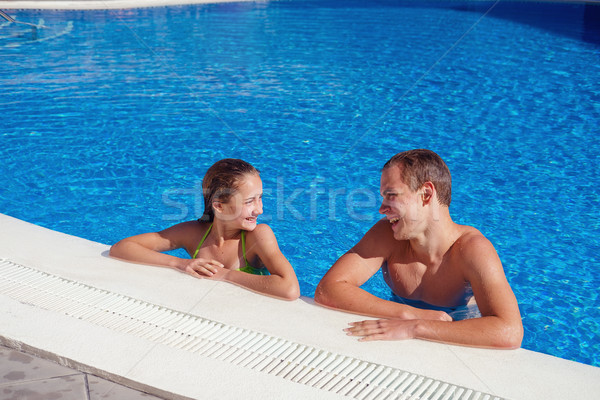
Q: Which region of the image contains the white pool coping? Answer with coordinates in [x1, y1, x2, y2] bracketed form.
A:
[0, 213, 599, 399]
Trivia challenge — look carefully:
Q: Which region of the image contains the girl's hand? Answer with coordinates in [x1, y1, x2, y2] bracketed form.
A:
[178, 258, 227, 279]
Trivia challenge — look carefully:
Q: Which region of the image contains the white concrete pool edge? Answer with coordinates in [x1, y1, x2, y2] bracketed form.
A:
[0, 213, 599, 400]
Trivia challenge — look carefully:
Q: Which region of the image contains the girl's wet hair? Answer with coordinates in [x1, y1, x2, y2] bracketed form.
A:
[199, 159, 260, 222]
[383, 149, 452, 206]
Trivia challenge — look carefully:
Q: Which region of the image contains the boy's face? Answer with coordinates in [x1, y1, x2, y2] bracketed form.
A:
[379, 166, 424, 240]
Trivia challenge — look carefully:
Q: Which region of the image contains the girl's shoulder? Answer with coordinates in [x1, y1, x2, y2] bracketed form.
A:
[244, 224, 281, 257]
[245, 223, 277, 243]
[159, 220, 208, 242]
[163, 220, 206, 233]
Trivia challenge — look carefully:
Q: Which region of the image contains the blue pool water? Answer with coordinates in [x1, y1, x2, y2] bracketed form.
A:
[1, 0, 599, 366]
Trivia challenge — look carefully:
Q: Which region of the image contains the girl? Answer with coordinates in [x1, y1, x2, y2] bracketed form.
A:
[110, 159, 300, 300]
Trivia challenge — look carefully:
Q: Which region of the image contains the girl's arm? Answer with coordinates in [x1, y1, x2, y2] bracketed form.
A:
[216, 224, 300, 300]
[109, 221, 224, 278]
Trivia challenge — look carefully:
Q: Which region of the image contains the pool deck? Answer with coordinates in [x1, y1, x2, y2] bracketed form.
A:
[1, 343, 167, 400]
[1, 213, 599, 399]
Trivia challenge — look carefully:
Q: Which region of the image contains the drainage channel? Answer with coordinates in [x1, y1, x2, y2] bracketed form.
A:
[0, 259, 504, 400]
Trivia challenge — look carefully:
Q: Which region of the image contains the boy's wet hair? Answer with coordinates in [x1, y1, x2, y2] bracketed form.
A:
[383, 149, 452, 206]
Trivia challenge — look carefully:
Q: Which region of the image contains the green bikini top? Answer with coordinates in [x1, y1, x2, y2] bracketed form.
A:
[192, 223, 268, 276]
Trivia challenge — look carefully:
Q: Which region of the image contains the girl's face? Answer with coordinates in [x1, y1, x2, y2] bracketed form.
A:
[216, 173, 263, 231]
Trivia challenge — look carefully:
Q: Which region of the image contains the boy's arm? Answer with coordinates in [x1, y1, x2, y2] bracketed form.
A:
[315, 220, 451, 321]
[346, 235, 523, 348]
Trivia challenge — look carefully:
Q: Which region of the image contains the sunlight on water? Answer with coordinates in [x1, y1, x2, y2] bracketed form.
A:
[1, 0, 599, 366]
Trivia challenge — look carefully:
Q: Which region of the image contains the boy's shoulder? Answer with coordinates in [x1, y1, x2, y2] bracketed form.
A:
[451, 225, 500, 272]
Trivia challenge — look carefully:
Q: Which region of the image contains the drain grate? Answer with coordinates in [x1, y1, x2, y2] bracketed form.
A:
[0, 259, 504, 400]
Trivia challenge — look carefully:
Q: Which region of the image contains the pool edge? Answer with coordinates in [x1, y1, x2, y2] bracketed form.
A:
[1, 213, 599, 399]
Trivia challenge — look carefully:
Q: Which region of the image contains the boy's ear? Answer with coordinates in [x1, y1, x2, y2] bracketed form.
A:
[421, 182, 435, 204]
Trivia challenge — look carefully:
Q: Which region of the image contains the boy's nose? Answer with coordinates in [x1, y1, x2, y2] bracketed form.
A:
[379, 200, 389, 215]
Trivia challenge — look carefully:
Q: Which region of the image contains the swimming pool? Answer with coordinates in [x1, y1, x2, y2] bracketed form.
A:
[1, 0, 599, 367]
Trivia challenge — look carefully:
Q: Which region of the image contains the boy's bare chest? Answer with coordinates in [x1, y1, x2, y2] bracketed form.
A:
[382, 257, 467, 307]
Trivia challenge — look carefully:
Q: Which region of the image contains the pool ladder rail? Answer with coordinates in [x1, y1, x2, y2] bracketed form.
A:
[0, 10, 73, 47]
[0, 9, 47, 39]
